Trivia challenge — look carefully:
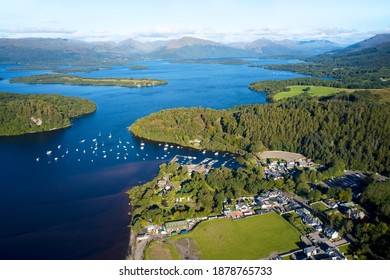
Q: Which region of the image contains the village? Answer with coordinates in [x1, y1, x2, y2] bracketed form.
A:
[128, 150, 379, 260]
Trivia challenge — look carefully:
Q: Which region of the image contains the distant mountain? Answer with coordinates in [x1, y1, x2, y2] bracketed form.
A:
[1, 35, 380, 64]
[325, 33, 390, 54]
[0, 38, 126, 64]
[230, 38, 341, 56]
[318, 33, 390, 63]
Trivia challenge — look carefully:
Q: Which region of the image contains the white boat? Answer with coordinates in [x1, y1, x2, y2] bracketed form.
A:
[46, 151, 52, 155]
[164, 147, 168, 151]
[80, 140, 85, 143]
[170, 145, 173, 148]
[109, 133, 112, 138]
[92, 139, 97, 142]
[188, 156, 192, 159]
[76, 148, 79, 152]
[202, 150, 206, 154]
[141, 142, 145, 146]
[124, 157, 127, 160]
[214, 152, 219, 156]
[58, 145, 61, 149]
[103, 155, 107, 158]
[54, 157, 58, 161]
[164, 144, 168, 147]
[131, 145, 134, 148]
[140, 146, 144, 150]
[83, 150, 86, 154]
[36, 158, 39, 162]
[193, 156, 197, 160]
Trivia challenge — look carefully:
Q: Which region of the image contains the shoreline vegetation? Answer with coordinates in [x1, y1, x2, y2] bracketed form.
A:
[129, 94, 390, 176]
[129, 65, 149, 70]
[0, 92, 96, 136]
[10, 74, 168, 88]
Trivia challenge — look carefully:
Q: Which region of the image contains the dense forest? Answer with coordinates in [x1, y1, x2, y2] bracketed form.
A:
[10, 74, 168, 88]
[130, 94, 390, 175]
[0, 92, 96, 136]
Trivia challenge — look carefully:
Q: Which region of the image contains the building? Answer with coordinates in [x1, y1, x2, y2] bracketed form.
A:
[304, 246, 319, 257]
[324, 227, 339, 239]
[163, 220, 189, 234]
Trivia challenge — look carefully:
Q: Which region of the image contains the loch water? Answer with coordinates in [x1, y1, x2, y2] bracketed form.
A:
[0, 59, 305, 259]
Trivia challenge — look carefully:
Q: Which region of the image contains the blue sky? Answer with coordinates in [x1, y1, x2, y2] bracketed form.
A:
[1, 0, 389, 44]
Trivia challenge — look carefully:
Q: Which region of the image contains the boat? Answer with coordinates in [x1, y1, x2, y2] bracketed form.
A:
[140, 146, 144, 150]
[76, 148, 79, 152]
[109, 133, 112, 138]
[54, 157, 58, 161]
[140, 142, 145, 146]
[193, 156, 197, 160]
[58, 145, 61, 149]
[214, 152, 219, 156]
[131, 146, 134, 148]
[164, 147, 168, 151]
[80, 140, 85, 143]
[202, 150, 206, 154]
[36, 158, 39, 162]
[46, 151, 52, 155]
[103, 155, 107, 158]
[92, 139, 97, 142]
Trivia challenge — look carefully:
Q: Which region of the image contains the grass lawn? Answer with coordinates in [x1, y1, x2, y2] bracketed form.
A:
[311, 201, 328, 212]
[273, 85, 354, 100]
[338, 244, 354, 259]
[170, 212, 301, 260]
[144, 240, 182, 260]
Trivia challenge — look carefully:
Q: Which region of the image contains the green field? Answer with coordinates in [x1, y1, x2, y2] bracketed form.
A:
[169, 212, 301, 260]
[144, 241, 181, 260]
[273, 85, 354, 100]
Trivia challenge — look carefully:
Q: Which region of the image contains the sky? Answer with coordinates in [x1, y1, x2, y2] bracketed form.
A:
[0, 0, 389, 44]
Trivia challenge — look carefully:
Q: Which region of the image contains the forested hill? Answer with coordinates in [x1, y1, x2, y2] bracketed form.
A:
[130, 95, 390, 175]
[0, 92, 96, 136]
[260, 34, 390, 89]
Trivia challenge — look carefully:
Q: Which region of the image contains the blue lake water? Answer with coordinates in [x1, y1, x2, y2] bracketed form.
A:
[0, 59, 305, 259]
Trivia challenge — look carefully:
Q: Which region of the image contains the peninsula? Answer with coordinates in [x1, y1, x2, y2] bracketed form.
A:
[10, 74, 168, 88]
[0, 92, 96, 136]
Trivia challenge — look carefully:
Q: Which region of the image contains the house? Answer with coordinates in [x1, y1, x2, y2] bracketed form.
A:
[326, 247, 346, 260]
[323, 199, 338, 209]
[304, 246, 319, 257]
[157, 179, 167, 187]
[298, 161, 308, 168]
[136, 233, 149, 240]
[303, 215, 322, 226]
[287, 161, 295, 169]
[269, 190, 281, 198]
[296, 208, 311, 217]
[324, 227, 339, 239]
[260, 200, 273, 209]
[227, 211, 244, 219]
[163, 220, 189, 234]
[314, 225, 323, 232]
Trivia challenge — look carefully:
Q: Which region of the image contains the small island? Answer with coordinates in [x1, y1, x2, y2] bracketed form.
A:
[0, 92, 96, 136]
[10, 74, 168, 88]
[129, 65, 149, 70]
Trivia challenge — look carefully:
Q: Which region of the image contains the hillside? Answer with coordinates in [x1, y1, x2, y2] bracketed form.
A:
[260, 34, 390, 89]
[0, 92, 96, 136]
[130, 95, 390, 176]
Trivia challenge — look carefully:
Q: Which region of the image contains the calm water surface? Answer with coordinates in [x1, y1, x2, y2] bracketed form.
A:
[0, 59, 305, 259]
